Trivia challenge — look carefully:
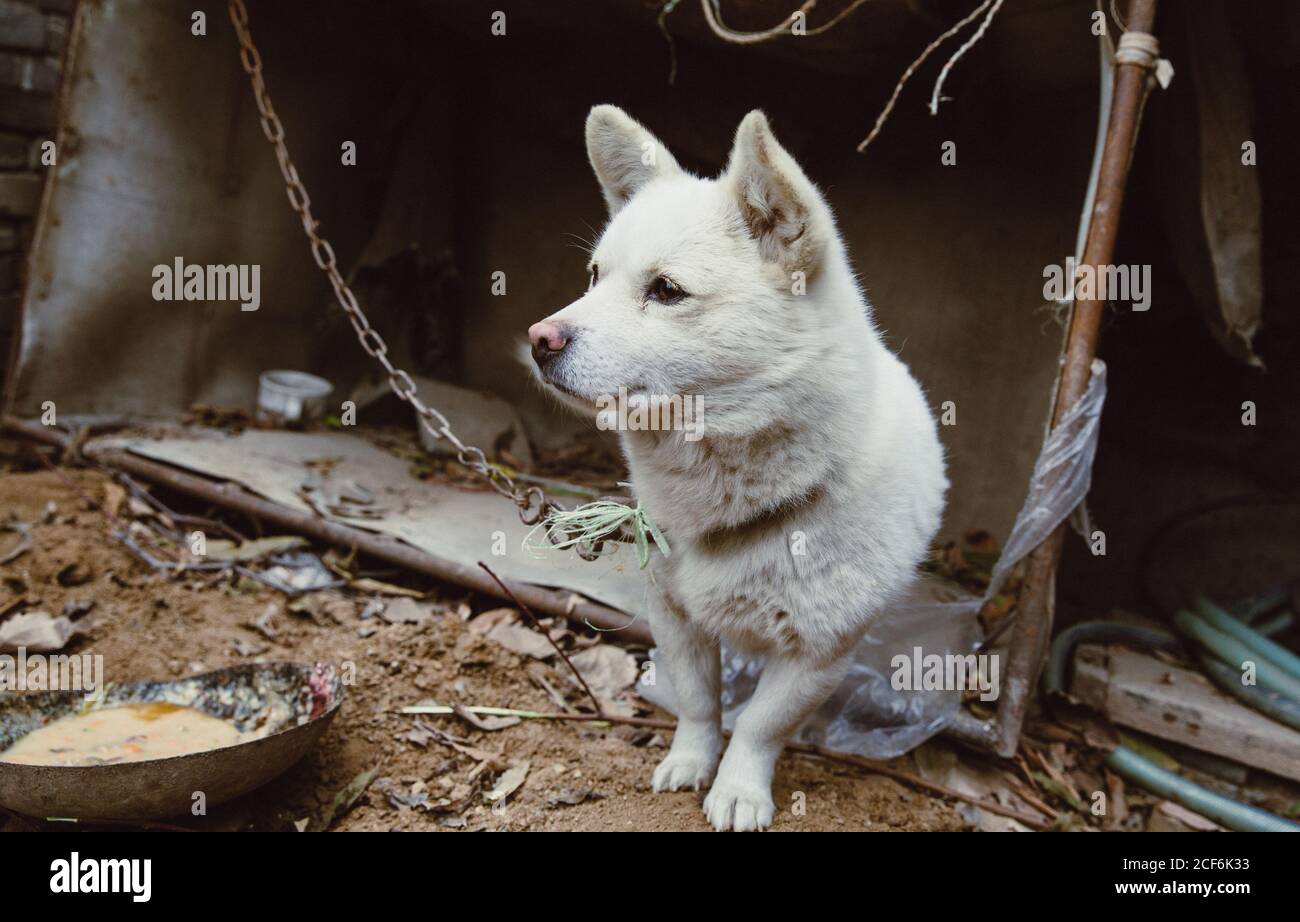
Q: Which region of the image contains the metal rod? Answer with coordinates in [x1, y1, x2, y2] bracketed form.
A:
[1, 415, 652, 644]
[992, 0, 1161, 757]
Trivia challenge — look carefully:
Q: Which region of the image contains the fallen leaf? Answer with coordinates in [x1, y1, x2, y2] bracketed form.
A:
[286, 596, 321, 623]
[486, 622, 555, 659]
[0, 611, 86, 653]
[405, 724, 437, 748]
[468, 607, 519, 635]
[102, 482, 128, 519]
[546, 787, 595, 807]
[1155, 800, 1222, 832]
[249, 604, 278, 640]
[314, 764, 381, 831]
[380, 597, 437, 626]
[568, 645, 639, 699]
[381, 781, 431, 811]
[485, 761, 530, 804]
[231, 638, 266, 657]
[420, 724, 508, 770]
[61, 598, 95, 619]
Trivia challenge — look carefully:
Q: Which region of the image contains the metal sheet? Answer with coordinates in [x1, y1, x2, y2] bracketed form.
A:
[105, 428, 656, 619]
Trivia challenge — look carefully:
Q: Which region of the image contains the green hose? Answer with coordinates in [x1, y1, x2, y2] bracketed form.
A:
[1255, 610, 1295, 638]
[1106, 744, 1299, 832]
[1193, 594, 1300, 681]
[1232, 585, 1290, 624]
[1196, 652, 1300, 733]
[1045, 622, 1300, 832]
[1173, 610, 1300, 701]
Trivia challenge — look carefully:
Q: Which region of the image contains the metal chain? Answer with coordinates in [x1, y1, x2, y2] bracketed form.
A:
[226, 0, 558, 530]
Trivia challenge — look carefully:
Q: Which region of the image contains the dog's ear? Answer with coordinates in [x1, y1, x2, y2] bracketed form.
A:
[586, 105, 681, 215]
[725, 111, 827, 276]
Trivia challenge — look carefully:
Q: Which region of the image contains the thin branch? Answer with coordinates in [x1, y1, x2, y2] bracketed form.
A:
[927, 0, 1006, 115]
[857, 0, 994, 151]
[477, 561, 605, 716]
[700, 0, 879, 45]
[658, 0, 684, 84]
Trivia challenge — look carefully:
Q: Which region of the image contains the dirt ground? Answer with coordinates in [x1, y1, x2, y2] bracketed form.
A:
[0, 457, 967, 832]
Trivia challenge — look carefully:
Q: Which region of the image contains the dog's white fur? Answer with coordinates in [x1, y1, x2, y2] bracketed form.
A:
[529, 106, 948, 830]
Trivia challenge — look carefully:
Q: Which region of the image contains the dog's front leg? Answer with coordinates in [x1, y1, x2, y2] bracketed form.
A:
[648, 601, 723, 794]
[704, 652, 849, 831]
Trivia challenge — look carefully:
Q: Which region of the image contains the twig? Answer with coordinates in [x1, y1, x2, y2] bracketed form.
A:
[700, 0, 878, 45]
[857, 0, 994, 151]
[405, 703, 671, 730]
[658, 0, 683, 84]
[927, 0, 1005, 115]
[113, 469, 248, 542]
[700, 0, 818, 44]
[477, 561, 604, 716]
[1005, 775, 1061, 823]
[404, 703, 1051, 829]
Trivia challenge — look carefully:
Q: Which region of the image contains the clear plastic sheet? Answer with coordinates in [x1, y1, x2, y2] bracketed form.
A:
[641, 360, 1108, 759]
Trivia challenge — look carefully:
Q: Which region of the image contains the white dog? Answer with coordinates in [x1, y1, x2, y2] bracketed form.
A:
[527, 106, 948, 830]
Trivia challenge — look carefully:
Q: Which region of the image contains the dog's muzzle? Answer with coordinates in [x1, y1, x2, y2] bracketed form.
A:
[528, 319, 572, 367]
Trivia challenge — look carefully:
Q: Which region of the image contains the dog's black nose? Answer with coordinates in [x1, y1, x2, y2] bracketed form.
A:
[528, 320, 570, 364]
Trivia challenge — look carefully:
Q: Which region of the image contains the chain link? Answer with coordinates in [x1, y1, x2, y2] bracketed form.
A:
[226, 0, 559, 528]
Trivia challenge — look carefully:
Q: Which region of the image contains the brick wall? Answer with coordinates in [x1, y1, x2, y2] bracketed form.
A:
[0, 0, 72, 389]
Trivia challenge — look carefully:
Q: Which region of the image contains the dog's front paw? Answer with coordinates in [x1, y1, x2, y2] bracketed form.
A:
[652, 749, 720, 793]
[703, 779, 775, 832]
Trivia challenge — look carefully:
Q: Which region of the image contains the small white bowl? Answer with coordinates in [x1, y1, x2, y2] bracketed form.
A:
[257, 370, 333, 425]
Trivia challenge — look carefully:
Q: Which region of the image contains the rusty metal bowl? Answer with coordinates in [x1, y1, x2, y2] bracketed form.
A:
[0, 661, 344, 821]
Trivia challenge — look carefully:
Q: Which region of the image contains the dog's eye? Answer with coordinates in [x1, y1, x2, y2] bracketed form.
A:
[588, 265, 599, 290]
[648, 275, 686, 305]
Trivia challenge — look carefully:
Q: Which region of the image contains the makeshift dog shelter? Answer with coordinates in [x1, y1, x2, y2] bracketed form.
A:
[4, 0, 1298, 775]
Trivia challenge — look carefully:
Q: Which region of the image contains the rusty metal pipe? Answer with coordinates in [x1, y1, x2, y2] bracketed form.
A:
[0, 416, 652, 644]
[992, 0, 1161, 757]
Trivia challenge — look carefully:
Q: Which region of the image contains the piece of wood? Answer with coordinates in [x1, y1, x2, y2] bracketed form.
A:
[1072, 644, 1300, 783]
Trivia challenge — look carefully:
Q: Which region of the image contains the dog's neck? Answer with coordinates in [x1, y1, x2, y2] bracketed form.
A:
[620, 392, 855, 541]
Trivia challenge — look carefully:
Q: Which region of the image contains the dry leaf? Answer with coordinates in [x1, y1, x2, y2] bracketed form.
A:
[0, 611, 85, 653]
[468, 607, 520, 634]
[379, 597, 437, 626]
[568, 645, 639, 699]
[102, 482, 128, 519]
[485, 761, 530, 803]
[1155, 800, 1222, 832]
[486, 622, 556, 659]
